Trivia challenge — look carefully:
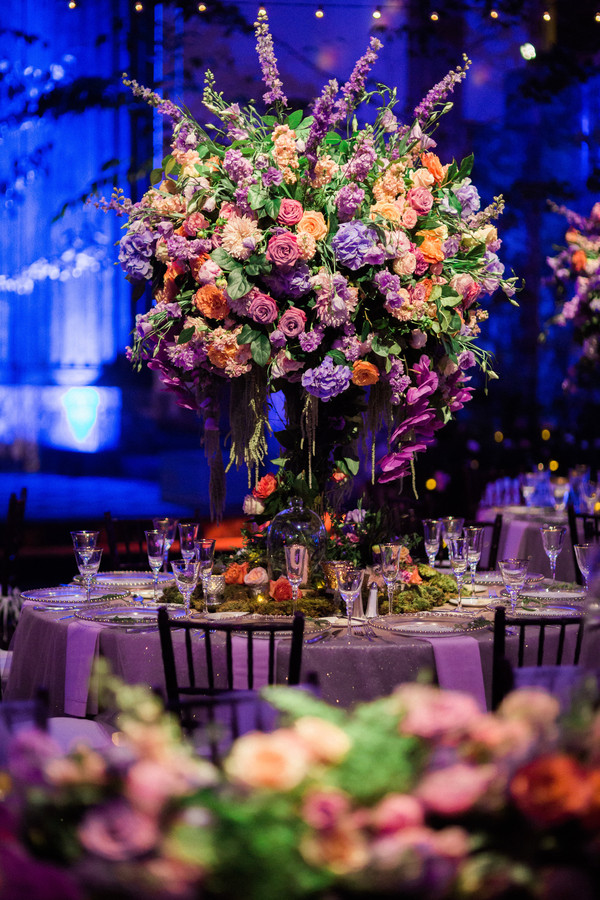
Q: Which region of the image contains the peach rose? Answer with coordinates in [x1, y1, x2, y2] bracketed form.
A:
[297, 210, 328, 240]
[402, 208, 418, 229]
[351, 360, 380, 386]
[193, 284, 229, 320]
[392, 253, 417, 277]
[369, 200, 402, 224]
[224, 561, 248, 585]
[417, 231, 445, 264]
[252, 473, 278, 499]
[510, 754, 591, 827]
[225, 729, 311, 790]
[269, 575, 297, 602]
[244, 566, 269, 587]
[410, 167, 435, 188]
[294, 717, 352, 764]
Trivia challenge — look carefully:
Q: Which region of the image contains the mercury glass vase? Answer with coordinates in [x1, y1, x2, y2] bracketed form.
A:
[266, 497, 327, 583]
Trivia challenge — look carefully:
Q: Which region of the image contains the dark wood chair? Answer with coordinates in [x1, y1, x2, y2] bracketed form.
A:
[567, 502, 600, 585]
[1, 488, 27, 595]
[157, 608, 305, 761]
[491, 605, 585, 709]
[103, 512, 149, 570]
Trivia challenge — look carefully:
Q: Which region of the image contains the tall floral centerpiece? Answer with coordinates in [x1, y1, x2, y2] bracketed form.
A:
[545, 200, 600, 392]
[107, 14, 517, 518]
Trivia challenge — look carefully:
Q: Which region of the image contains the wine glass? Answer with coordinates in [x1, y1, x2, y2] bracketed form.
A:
[551, 479, 570, 513]
[171, 558, 201, 616]
[540, 524, 566, 582]
[337, 567, 365, 640]
[422, 519, 442, 568]
[448, 536, 469, 611]
[574, 544, 595, 593]
[498, 558, 529, 612]
[145, 530, 166, 605]
[153, 517, 178, 572]
[380, 543, 400, 615]
[285, 543, 308, 614]
[178, 522, 199, 561]
[441, 517, 464, 562]
[194, 539, 216, 611]
[74, 547, 102, 603]
[464, 526, 485, 586]
[581, 481, 598, 514]
[70, 530, 100, 564]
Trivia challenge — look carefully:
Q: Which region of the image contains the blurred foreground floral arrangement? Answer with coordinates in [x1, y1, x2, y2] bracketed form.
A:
[545, 200, 600, 392]
[3, 666, 600, 899]
[105, 13, 517, 518]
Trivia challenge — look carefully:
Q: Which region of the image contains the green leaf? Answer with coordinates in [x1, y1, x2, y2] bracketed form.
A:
[324, 131, 342, 144]
[238, 324, 261, 344]
[247, 185, 267, 210]
[177, 326, 195, 344]
[371, 335, 388, 357]
[262, 115, 277, 127]
[149, 168, 163, 186]
[439, 290, 462, 308]
[263, 196, 281, 220]
[339, 457, 360, 476]
[164, 157, 179, 177]
[251, 333, 271, 366]
[327, 350, 347, 366]
[227, 268, 251, 301]
[210, 248, 237, 272]
[457, 153, 474, 180]
[286, 109, 304, 129]
[446, 192, 462, 214]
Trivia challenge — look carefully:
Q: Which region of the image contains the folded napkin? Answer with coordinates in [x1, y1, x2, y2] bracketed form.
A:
[232, 633, 273, 690]
[64, 620, 103, 717]
[425, 635, 487, 711]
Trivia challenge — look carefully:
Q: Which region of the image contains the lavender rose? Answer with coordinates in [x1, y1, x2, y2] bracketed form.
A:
[248, 291, 278, 324]
[301, 355, 352, 401]
[266, 232, 300, 270]
[277, 198, 304, 226]
[406, 186, 434, 216]
[278, 307, 307, 337]
[331, 220, 379, 270]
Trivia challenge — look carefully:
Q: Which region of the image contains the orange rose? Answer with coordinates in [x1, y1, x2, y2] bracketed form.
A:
[193, 284, 229, 320]
[351, 361, 380, 386]
[252, 473, 278, 500]
[224, 561, 249, 585]
[510, 754, 591, 827]
[417, 231, 445, 264]
[369, 200, 402, 224]
[297, 210, 328, 240]
[421, 151, 444, 183]
[572, 249, 588, 272]
[270, 576, 299, 602]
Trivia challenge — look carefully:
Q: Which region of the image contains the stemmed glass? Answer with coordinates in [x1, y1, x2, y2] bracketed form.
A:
[337, 567, 365, 641]
[74, 547, 103, 603]
[448, 536, 469, 611]
[498, 558, 529, 612]
[422, 519, 442, 568]
[380, 544, 400, 615]
[574, 544, 595, 593]
[441, 517, 464, 562]
[178, 522, 199, 561]
[145, 530, 166, 605]
[540, 524, 566, 582]
[464, 526, 485, 586]
[70, 530, 100, 563]
[171, 558, 201, 616]
[194, 539, 216, 612]
[285, 543, 308, 614]
[153, 517, 178, 572]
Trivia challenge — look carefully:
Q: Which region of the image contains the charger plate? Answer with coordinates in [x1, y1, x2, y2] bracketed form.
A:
[371, 612, 488, 636]
[519, 587, 585, 602]
[75, 604, 185, 628]
[74, 571, 174, 591]
[474, 571, 544, 586]
[447, 595, 492, 608]
[488, 600, 582, 617]
[21, 586, 128, 608]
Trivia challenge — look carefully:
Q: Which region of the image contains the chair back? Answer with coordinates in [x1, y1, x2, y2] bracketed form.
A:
[1, 488, 27, 594]
[103, 512, 149, 570]
[491, 605, 585, 709]
[567, 502, 600, 585]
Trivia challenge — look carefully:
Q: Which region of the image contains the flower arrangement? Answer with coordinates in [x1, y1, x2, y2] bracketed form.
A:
[4, 670, 600, 900]
[545, 200, 600, 391]
[105, 13, 517, 518]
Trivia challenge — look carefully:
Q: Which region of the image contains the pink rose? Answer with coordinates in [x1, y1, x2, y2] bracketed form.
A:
[266, 232, 300, 270]
[416, 763, 496, 816]
[450, 273, 481, 308]
[393, 683, 482, 741]
[277, 198, 304, 226]
[371, 794, 424, 834]
[244, 566, 269, 586]
[271, 350, 304, 380]
[392, 253, 417, 276]
[402, 208, 418, 229]
[278, 307, 307, 337]
[248, 291, 278, 324]
[182, 212, 208, 235]
[406, 187, 434, 215]
[194, 258, 222, 285]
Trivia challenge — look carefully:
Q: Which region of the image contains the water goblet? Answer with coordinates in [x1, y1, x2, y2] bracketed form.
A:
[498, 558, 529, 612]
[380, 543, 400, 615]
[145, 530, 166, 605]
[337, 567, 365, 641]
[171, 558, 201, 616]
[540, 524, 566, 582]
[448, 536, 469, 611]
[70, 530, 100, 565]
[285, 543, 308, 614]
[153, 517, 178, 572]
[422, 519, 442, 568]
[178, 522, 199, 561]
[581, 481, 598, 514]
[75, 547, 102, 604]
[551, 479, 570, 513]
[574, 544, 595, 593]
[194, 539, 216, 611]
[464, 526, 485, 586]
[441, 517, 464, 562]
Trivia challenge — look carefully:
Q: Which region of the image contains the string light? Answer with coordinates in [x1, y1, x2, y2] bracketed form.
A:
[134, 1, 143, 9]
[595, 11, 600, 21]
[520, 42, 536, 60]
[430, 11, 439, 21]
[315, 5, 324, 16]
[490, 9, 498, 18]
[198, 2, 207, 9]
[542, 10, 551, 21]
[372, 5, 381, 17]
[68, 0, 77, 7]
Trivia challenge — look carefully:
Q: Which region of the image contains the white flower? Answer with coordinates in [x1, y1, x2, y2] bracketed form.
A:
[243, 495, 265, 516]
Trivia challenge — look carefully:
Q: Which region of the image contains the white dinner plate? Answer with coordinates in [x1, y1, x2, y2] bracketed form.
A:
[447, 595, 492, 608]
[21, 586, 129, 607]
[371, 612, 488, 636]
[75, 604, 185, 627]
[73, 571, 174, 590]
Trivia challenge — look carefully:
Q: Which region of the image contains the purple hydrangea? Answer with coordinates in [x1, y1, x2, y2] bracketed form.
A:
[118, 221, 156, 281]
[331, 221, 380, 270]
[455, 179, 481, 218]
[262, 167, 284, 188]
[263, 262, 312, 299]
[301, 355, 352, 401]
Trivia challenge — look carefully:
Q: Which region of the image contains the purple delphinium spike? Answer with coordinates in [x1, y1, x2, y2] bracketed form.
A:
[332, 36, 383, 125]
[254, 11, 288, 109]
[305, 79, 339, 172]
[413, 56, 471, 128]
[122, 73, 184, 123]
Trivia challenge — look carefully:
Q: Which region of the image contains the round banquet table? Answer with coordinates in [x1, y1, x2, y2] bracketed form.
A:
[4, 591, 592, 717]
